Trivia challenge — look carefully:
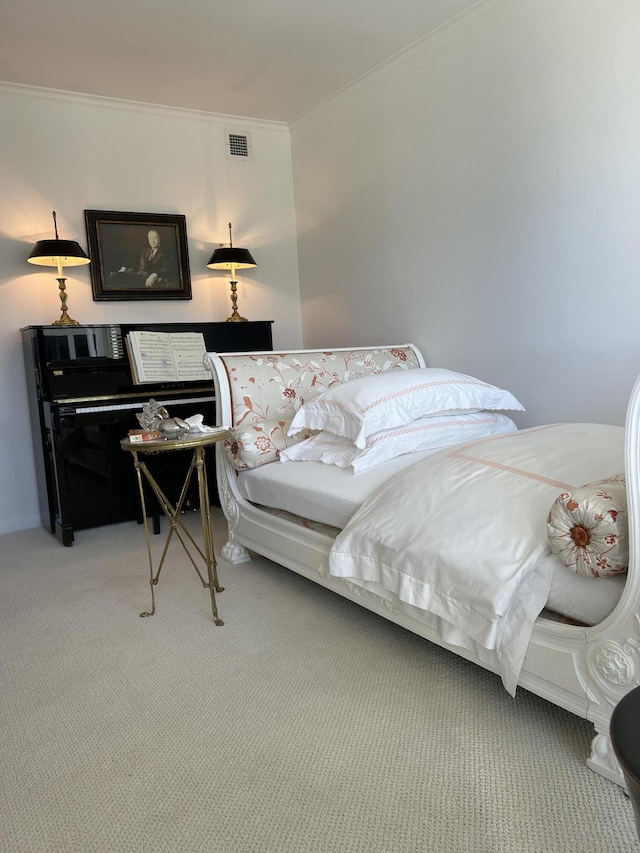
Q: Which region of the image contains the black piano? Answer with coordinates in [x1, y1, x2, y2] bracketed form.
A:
[22, 321, 273, 545]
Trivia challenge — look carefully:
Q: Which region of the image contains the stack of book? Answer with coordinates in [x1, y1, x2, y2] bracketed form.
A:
[127, 429, 163, 443]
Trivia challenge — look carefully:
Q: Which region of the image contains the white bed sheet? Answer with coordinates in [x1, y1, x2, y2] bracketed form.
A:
[543, 553, 624, 625]
[329, 423, 625, 693]
[237, 450, 436, 529]
[237, 443, 625, 629]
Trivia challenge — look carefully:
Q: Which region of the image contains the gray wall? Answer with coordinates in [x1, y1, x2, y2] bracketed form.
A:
[291, 0, 640, 428]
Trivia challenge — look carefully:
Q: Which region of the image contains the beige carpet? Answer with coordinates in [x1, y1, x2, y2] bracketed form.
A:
[0, 512, 638, 853]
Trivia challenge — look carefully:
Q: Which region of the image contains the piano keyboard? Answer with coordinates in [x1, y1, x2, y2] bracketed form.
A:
[60, 395, 215, 415]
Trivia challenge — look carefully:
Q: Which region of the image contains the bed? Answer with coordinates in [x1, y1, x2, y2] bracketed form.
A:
[205, 343, 639, 786]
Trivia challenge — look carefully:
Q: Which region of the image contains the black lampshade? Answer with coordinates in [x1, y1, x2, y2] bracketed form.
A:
[206, 246, 256, 270]
[27, 239, 90, 268]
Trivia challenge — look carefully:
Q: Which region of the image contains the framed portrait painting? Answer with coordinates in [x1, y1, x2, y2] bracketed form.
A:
[85, 210, 192, 301]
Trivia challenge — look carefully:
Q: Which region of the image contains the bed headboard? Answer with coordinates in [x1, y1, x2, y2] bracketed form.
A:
[206, 344, 425, 470]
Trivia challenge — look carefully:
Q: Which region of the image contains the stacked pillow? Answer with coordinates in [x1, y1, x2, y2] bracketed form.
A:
[281, 367, 524, 473]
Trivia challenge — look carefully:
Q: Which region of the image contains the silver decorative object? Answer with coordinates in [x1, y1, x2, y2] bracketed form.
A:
[137, 398, 170, 431]
[157, 417, 190, 438]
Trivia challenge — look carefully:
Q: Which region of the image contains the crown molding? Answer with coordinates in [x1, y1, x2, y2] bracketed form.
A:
[0, 81, 289, 133]
[289, 0, 503, 129]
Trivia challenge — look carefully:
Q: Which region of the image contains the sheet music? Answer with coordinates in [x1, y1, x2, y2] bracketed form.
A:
[126, 331, 209, 383]
[170, 333, 209, 381]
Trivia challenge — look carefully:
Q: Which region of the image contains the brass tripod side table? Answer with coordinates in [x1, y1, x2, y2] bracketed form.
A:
[121, 429, 230, 625]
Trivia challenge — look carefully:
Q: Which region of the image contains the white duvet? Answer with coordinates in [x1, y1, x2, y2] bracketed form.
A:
[329, 423, 624, 694]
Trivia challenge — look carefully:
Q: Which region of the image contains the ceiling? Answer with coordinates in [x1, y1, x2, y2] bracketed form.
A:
[0, 0, 481, 123]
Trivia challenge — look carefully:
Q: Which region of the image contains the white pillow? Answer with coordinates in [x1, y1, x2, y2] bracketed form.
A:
[288, 367, 524, 449]
[281, 412, 518, 473]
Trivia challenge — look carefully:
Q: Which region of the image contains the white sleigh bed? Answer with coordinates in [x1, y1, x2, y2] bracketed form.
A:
[205, 344, 640, 786]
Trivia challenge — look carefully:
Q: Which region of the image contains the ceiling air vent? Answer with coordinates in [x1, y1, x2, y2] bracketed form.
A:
[225, 130, 252, 161]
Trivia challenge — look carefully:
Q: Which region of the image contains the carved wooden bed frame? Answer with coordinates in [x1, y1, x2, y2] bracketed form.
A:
[206, 344, 640, 785]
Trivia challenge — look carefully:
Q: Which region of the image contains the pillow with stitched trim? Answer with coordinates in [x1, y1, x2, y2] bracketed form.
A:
[288, 367, 524, 449]
[547, 475, 628, 577]
[281, 412, 518, 473]
[224, 419, 314, 470]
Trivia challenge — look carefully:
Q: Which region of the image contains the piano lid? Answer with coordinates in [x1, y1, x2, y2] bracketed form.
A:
[39, 324, 125, 364]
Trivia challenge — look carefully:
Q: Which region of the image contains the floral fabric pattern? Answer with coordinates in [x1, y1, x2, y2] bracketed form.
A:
[220, 346, 421, 469]
[224, 419, 314, 470]
[547, 475, 628, 577]
[255, 504, 341, 537]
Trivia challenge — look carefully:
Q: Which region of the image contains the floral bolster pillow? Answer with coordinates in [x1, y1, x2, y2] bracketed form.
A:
[224, 418, 314, 470]
[547, 475, 628, 577]
[288, 367, 524, 449]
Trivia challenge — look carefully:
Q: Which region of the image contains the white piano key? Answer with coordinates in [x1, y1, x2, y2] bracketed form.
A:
[66, 395, 215, 414]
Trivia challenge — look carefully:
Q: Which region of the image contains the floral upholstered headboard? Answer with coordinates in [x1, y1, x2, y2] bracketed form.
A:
[207, 345, 424, 471]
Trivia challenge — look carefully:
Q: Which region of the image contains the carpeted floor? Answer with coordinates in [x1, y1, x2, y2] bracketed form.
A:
[0, 512, 638, 852]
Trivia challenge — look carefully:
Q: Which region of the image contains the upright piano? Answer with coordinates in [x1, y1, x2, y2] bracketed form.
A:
[22, 321, 273, 545]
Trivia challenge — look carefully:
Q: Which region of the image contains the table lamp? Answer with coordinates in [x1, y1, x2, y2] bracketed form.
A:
[27, 211, 90, 326]
[206, 222, 256, 322]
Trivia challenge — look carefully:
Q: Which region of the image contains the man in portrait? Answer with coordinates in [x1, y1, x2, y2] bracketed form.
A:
[108, 228, 178, 289]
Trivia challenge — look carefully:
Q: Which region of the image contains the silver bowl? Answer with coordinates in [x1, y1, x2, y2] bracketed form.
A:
[157, 417, 190, 438]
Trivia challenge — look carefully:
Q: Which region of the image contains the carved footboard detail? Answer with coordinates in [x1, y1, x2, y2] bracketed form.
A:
[585, 370, 640, 784]
[216, 452, 251, 565]
[588, 629, 640, 696]
[588, 730, 625, 785]
[580, 617, 640, 784]
[221, 540, 251, 564]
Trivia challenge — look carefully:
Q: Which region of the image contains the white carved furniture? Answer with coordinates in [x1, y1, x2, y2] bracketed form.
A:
[206, 344, 640, 785]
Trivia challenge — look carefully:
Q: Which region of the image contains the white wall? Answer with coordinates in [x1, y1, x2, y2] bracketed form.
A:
[0, 84, 302, 533]
[291, 0, 640, 429]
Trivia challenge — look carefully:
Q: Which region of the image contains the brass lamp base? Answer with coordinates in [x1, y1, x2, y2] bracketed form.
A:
[226, 280, 247, 322]
[52, 314, 80, 326]
[52, 277, 79, 326]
